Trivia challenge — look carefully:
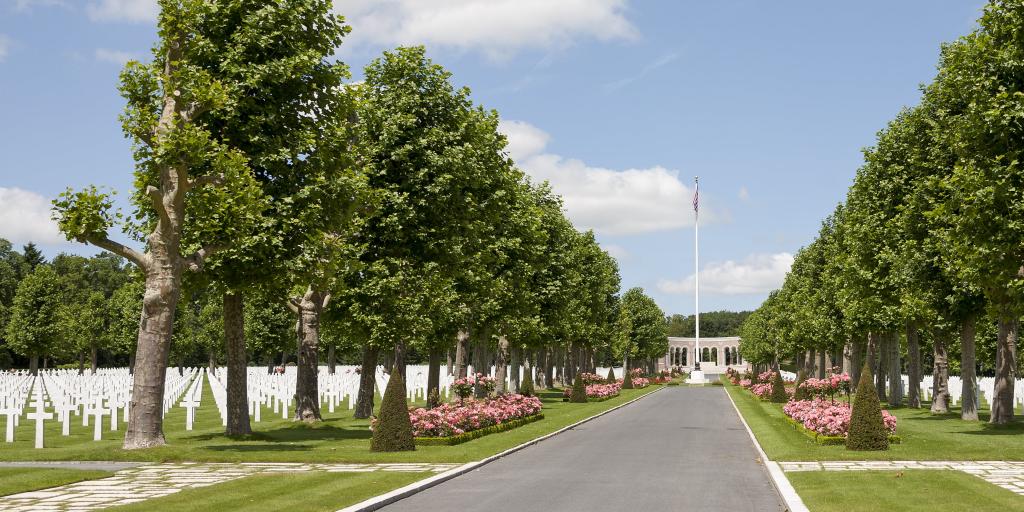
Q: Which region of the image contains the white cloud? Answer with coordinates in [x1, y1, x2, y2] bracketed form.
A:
[0, 35, 9, 62]
[0, 187, 65, 245]
[335, 0, 637, 60]
[86, 0, 157, 23]
[657, 253, 794, 295]
[11, 0, 69, 10]
[500, 120, 710, 235]
[604, 244, 630, 261]
[94, 48, 134, 65]
[738, 186, 749, 201]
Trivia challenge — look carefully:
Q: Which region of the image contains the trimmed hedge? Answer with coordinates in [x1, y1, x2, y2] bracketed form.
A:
[519, 372, 535, 397]
[606, 366, 617, 383]
[793, 370, 811, 401]
[569, 374, 588, 403]
[414, 414, 545, 446]
[784, 416, 901, 446]
[371, 369, 416, 452]
[847, 363, 889, 451]
[770, 371, 789, 403]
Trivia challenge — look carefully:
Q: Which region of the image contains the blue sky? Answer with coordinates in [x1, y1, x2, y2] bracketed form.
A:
[0, 0, 989, 316]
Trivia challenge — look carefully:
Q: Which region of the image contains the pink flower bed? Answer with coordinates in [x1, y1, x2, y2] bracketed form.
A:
[563, 382, 622, 399]
[630, 377, 650, 388]
[800, 373, 852, 399]
[407, 394, 543, 438]
[578, 373, 607, 385]
[783, 398, 897, 437]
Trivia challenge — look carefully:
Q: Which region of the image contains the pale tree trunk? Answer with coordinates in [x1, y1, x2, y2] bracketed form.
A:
[494, 335, 510, 395]
[292, 287, 328, 422]
[991, 317, 1017, 425]
[224, 291, 251, 435]
[427, 346, 441, 408]
[888, 331, 902, 408]
[327, 345, 336, 375]
[960, 316, 978, 421]
[455, 330, 469, 379]
[446, 348, 453, 376]
[208, 350, 217, 376]
[546, 348, 556, 389]
[393, 340, 407, 378]
[509, 345, 521, 393]
[907, 322, 921, 408]
[849, 338, 862, 386]
[354, 344, 377, 419]
[535, 349, 546, 388]
[931, 328, 950, 414]
[817, 350, 826, 379]
[866, 332, 879, 377]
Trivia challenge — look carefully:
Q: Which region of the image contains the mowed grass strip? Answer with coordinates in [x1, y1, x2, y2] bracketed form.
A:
[105, 471, 432, 512]
[787, 470, 1023, 512]
[725, 381, 1024, 461]
[0, 467, 113, 497]
[0, 378, 660, 463]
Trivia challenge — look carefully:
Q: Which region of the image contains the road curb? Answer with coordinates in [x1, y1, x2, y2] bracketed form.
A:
[723, 386, 809, 512]
[337, 386, 664, 512]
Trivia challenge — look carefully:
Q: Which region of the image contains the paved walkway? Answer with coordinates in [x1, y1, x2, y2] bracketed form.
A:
[380, 387, 785, 512]
[781, 460, 1024, 496]
[0, 462, 460, 511]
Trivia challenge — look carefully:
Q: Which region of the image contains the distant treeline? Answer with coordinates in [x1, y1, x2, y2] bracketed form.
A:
[665, 311, 751, 338]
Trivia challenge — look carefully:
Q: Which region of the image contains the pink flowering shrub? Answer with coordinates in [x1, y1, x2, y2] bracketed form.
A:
[631, 377, 650, 388]
[407, 394, 543, 437]
[801, 373, 852, 400]
[783, 398, 897, 437]
[578, 373, 607, 385]
[739, 379, 752, 388]
[629, 368, 646, 378]
[563, 381, 622, 399]
[452, 373, 496, 399]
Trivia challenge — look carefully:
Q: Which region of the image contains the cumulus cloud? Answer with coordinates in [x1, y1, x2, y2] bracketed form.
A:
[500, 120, 708, 235]
[335, 0, 637, 60]
[603, 244, 630, 261]
[0, 187, 65, 245]
[94, 48, 134, 65]
[657, 253, 794, 295]
[86, 0, 157, 23]
[738, 186, 749, 201]
[0, 35, 10, 62]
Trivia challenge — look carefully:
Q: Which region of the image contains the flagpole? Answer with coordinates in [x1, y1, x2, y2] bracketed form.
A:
[694, 176, 700, 370]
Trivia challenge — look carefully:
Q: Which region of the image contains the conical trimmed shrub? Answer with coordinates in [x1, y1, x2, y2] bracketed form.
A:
[770, 371, 789, 403]
[570, 373, 588, 403]
[793, 370, 811, 401]
[519, 371, 535, 397]
[371, 368, 415, 452]
[622, 365, 634, 389]
[847, 364, 889, 451]
[606, 366, 616, 383]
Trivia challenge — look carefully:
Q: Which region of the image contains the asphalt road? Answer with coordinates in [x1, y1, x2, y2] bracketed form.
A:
[380, 386, 785, 512]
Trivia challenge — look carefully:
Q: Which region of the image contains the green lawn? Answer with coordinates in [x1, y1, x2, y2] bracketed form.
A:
[0, 467, 112, 496]
[725, 382, 1024, 461]
[106, 471, 432, 512]
[0, 378, 660, 463]
[788, 470, 1022, 512]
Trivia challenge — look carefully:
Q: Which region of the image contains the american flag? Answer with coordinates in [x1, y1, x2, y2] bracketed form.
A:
[693, 182, 699, 213]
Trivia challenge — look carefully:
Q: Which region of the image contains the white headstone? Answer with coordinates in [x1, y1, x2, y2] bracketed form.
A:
[27, 403, 52, 449]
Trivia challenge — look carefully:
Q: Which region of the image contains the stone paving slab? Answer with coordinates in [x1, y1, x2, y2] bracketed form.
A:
[778, 460, 1024, 497]
[0, 462, 460, 511]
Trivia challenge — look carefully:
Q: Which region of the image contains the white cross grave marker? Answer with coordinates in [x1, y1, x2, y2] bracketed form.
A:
[89, 397, 107, 441]
[27, 403, 52, 449]
[181, 396, 200, 430]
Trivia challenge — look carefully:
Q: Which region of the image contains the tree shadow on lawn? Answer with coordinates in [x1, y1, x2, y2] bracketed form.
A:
[203, 443, 315, 452]
[182, 423, 372, 444]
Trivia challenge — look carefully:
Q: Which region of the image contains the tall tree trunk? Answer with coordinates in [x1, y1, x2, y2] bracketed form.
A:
[427, 346, 441, 408]
[509, 345, 521, 393]
[446, 348, 453, 376]
[293, 288, 327, 422]
[907, 322, 921, 408]
[888, 331, 902, 407]
[991, 317, 1017, 425]
[494, 335, 510, 395]
[875, 333, 888, 401]
[224, 291, 251, 435]
[960, 316, 978, 421]
[472, 340, 487, 398]
[29, 354, 38, 376]
[354, 344, 378, 419]
[279, 350, 287, 367]
[850, 337, 863, 386]
[454, 330, 469, 379]
[208, 350, 217, 376]
[90, 344, 98, 374]
[123, 265, 181, 449]
[546, 348, 556, 389]
[128, 352, 135, 375]
[327, 344, 336, 375]
[817, 350, 826, 379]
[535, 348, 546, 388]
[931, 328, 950, 414]
[393, 340, 407, 378]
[77, 352, 85, 375]
[866, 332, 878, 377]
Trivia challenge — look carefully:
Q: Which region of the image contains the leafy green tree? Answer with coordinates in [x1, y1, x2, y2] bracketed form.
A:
[618, 287, 668, 373]
[20, 242, 44, 273]
[5, 265, 60, 374]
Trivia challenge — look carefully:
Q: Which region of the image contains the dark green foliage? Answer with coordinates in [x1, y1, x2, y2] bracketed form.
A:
[665, 311, 751, 337]
[793, 370, 811, 401]
[770, 371, 789, 403]
[606, 366, 616, 383]
[519, 372, 535, 397]
[847, 364, 889, 451]
[370, 369, 415, 452]
[569, 373, 587, 403]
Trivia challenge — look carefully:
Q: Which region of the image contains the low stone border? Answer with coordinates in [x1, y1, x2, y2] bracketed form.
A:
[337, 386, 664, 512]
[723, 384, 810, 512]
[414, 414, 545, 446]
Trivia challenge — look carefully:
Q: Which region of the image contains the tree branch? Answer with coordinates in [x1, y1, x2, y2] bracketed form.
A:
[185, 244, 228, 273]
[286, 297, 301, 315]
[145, 185, 172, 228]
[87, 235, 150, 271]
[187, 174, 226, 191]
[321, 292, 332, 311]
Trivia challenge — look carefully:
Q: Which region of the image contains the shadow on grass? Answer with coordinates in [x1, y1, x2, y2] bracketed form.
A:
[203, 444, 314, 452]
[183, 424, 372, 443]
